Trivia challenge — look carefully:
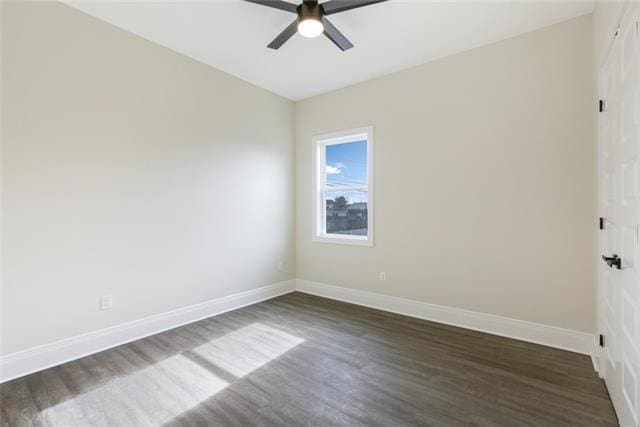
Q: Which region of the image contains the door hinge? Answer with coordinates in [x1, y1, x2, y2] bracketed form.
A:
[599, 334, 605, 347]
[599, 99, 605, 112]
[599, 217, 605, 230]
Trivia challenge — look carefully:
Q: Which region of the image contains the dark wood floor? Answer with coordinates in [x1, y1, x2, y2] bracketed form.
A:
[1, 292, 617, 426]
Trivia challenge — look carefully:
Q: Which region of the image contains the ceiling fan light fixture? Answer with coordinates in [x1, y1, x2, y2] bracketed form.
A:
[297, 18, 324, 38]
[245, 0, 389, 50]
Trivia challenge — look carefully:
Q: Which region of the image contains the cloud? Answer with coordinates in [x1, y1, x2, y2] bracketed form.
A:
[326, 162, 345, 175]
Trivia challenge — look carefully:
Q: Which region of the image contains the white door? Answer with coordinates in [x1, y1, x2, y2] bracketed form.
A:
[598, 3, 640, 426]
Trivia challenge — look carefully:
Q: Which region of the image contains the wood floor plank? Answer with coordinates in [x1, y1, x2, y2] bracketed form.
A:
[0, 292, 618, 426]
[0, 379, 39, 427]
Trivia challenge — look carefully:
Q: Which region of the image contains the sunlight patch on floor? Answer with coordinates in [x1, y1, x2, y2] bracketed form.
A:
[41, 323, 304, 425]
[192, 322, 305, 377]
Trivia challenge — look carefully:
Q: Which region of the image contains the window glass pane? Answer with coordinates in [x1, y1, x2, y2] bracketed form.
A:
[325, 191, 368, 236]
[325, 140, 367, 189]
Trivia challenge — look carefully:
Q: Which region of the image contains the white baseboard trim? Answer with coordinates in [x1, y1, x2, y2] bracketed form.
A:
[592, 351, 603, 377]
[1, 278, 597, 383]
[0, 279, 296, 383]
[296, 279, 595, 356]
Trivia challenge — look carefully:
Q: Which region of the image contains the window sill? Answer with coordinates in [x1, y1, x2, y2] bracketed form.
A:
[312, 234, 374, 247]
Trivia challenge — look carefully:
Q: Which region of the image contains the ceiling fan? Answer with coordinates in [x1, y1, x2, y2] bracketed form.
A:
[244, 0, 389, 51]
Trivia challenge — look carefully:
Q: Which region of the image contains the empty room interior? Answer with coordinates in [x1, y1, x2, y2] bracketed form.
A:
[1, 0, 639, 425]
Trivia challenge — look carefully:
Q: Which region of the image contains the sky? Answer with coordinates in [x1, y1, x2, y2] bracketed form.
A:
[325, 140, 367, 204]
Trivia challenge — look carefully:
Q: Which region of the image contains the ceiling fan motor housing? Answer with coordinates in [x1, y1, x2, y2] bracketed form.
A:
[298, 1, 323, 24]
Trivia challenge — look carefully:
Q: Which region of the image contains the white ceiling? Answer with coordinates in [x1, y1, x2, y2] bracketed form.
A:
[65, 0, 594, 100]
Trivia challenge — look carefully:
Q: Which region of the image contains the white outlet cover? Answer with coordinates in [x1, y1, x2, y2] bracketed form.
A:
[379, 272, 386, 281]
[100, 295, 113, 310]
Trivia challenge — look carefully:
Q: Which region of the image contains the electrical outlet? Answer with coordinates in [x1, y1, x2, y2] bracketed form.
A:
[277, 261, 283, 272]
[100, 295, 113, 311]
[379, 272, 386, 281]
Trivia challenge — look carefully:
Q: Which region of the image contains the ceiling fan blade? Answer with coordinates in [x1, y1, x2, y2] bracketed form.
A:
[322, 0, 389, 15]
[243, 0, 298, 13]
[322, 18, 353, 51]
[267, 19, 299, 49]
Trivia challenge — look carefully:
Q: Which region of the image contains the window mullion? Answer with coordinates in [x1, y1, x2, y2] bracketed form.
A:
[324, 185, 368, 192]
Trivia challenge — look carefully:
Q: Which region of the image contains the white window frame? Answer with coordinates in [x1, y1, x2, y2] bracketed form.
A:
[312, 126, 374, 247]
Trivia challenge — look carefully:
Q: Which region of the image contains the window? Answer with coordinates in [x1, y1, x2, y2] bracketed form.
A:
[313, 127, 373, 246]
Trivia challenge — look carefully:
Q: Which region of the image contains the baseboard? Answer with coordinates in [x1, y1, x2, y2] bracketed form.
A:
[1, 278, 596, 383]
[0, 279, 296, 383]
[592, 351, 603, 377]
[296, 279, 595, 355]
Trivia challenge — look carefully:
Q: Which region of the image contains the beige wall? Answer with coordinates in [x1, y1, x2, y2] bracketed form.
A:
[296, 15, 595, 332]
[1, 1, 295, 354]
[2, 1, 600, 357]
